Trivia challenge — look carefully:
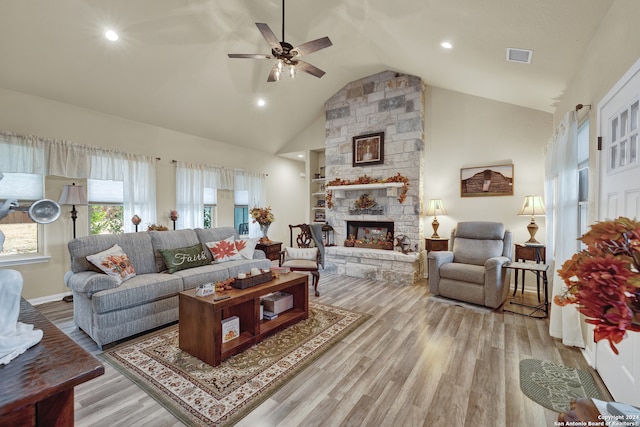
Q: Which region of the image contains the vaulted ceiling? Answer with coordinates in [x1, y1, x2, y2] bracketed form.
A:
[0, 0, 612, 154]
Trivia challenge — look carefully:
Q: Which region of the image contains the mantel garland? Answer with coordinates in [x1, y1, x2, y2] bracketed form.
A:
[325, 173, 410, 209]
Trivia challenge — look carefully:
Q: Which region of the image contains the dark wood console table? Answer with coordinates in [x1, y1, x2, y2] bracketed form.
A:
[0, 299, 104, 427]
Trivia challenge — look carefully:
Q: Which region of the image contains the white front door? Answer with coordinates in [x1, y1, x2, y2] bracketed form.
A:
[596, 58, 640, 406]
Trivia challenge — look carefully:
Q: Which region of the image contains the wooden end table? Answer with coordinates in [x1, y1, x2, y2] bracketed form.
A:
[256, 240, 282, 261]
[179, 272, 308, 366]
[425, 237, 448, 252]
[0, 299, 104, 427]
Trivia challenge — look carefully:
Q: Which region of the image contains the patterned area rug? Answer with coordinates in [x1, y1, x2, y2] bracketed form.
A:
[100, 303, 369, 426]
[519, 358, 605, 412]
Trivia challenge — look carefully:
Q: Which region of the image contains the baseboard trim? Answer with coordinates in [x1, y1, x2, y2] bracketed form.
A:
[28, 291, 72, 306]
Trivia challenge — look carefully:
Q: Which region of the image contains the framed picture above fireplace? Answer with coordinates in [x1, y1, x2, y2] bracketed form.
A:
[353, 132, 384, 167]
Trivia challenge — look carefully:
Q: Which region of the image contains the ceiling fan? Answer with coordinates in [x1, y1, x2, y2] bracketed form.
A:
[227, 0, 332, 82]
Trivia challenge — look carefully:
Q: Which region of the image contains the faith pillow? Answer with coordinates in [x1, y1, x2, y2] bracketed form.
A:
[86, 244, 136, 285]
[206, 236, 241, 263]
[158, 243, 210, 274]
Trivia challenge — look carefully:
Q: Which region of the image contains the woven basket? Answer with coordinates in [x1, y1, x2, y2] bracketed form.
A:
[232, 271, 273, 289]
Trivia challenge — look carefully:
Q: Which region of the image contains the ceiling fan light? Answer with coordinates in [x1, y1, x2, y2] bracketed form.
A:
[289, 64, 296, 79]
[276, 59, 284, 72]
[274, 68, 281, 81]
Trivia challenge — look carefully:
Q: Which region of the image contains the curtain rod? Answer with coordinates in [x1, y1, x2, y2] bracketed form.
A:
[575, 103, 591, 111]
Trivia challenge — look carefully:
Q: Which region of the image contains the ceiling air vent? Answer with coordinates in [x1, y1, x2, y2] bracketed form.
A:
[506, 48, 533, 64]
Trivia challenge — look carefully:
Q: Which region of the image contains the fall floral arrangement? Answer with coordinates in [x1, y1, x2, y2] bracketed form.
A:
[555, 217, 640, 354]
[326, 173, 409, 208]
[147, 223, 169, 231]
[250, 206, 275, 225]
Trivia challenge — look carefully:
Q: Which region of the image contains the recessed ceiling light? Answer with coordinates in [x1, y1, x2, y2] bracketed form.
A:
[297, 154, 304, 158]
[257, 98, 266, 107]
[441, 41, 453, 49]
[104, 30, 119, 41]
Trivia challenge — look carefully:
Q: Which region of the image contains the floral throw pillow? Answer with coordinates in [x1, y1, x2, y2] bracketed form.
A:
[158, 243, 210, 274]
[86, 244, 136, 285]
[235, 238, 259, 260]
[206, 236, 241, 263]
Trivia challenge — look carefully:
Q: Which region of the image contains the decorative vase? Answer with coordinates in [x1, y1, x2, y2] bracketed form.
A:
[259, 223, 271, 243]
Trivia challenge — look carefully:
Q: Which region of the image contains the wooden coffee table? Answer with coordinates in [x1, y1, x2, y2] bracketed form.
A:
[178, 272, 309, 366]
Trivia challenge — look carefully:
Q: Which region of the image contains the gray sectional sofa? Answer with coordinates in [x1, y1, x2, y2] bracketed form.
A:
[64, 227, 271, 348]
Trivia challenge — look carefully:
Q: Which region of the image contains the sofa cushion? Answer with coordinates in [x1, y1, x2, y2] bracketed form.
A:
[149, 229, 200, 272]
[158, 243, 210, 273]
[174, 264, 231, 290]
[194, 227, 239, 262]
[206, 236, 242, 263]
[440, 263, 485, 285]
[235, 238, 259, 260]
[68, 232, 156, 275]
[90, 273, 183, 314]
[86, 244, 136, 284]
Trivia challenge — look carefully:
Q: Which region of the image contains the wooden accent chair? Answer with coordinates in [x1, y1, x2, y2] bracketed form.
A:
[280, 223, 322, 296]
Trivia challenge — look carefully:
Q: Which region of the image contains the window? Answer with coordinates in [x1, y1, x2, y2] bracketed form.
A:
[0, 173, 43, 256]
[608, 100, 639, 171]
[88, 179, 124, 235]
[577, 120, 589, 248]
[234, 190, 249, 236]
[203, 187, 217, 229]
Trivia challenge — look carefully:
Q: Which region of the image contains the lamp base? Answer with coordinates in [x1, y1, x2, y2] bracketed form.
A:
[526, 221, 540, 244]
[431, 217, 440, 238]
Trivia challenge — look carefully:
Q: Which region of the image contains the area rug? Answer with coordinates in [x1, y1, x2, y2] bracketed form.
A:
[519, 358, 605, 412]
[100, 302, 369, 426]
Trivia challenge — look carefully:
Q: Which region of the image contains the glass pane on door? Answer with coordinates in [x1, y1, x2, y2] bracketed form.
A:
[631, 101, 639, 131]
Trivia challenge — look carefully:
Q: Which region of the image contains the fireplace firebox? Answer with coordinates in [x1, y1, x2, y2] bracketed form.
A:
[345, 220, 394, 250]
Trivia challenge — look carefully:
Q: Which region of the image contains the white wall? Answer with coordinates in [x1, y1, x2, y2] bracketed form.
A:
[0, 87, 306, 300]
[424, 86, 552, 245]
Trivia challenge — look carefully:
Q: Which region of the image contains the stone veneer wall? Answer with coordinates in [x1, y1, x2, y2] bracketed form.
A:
[324, 70, 425, 248]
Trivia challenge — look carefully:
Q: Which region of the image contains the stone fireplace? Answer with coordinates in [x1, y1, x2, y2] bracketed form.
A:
[322, 70, 426, 284]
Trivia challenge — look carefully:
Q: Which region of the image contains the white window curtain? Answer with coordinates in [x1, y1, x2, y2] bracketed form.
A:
[176, 162, 234, 229]
[0, 132, 47, 174]
[234, 170, 266, 238]
[546, 111, 585, 348]
[123, 154, 157, 233]
[1, 131, 157, 233]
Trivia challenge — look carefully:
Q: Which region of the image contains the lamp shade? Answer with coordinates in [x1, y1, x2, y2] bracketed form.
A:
[426, 199, 447, 216]
[58, 183, 88, 206]
[518, 195, 545, 217]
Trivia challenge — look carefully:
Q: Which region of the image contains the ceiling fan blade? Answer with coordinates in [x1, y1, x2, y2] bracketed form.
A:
[267, 63, 280, 82]
[296, 61, 326, 78]
[228, 53, 273, 59]
[291, 37, 332, 57]
[256, 23, 282, 52]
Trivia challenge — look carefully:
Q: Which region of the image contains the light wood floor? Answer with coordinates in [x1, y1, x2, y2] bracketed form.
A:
[35, 273, 612, 427]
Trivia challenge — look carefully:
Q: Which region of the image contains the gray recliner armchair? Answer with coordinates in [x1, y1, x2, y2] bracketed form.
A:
[428, 221, 513, 308]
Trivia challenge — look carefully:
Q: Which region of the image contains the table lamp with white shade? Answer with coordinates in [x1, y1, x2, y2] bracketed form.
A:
[518, 195, 546, 244]
[426, 199, 447, 238]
